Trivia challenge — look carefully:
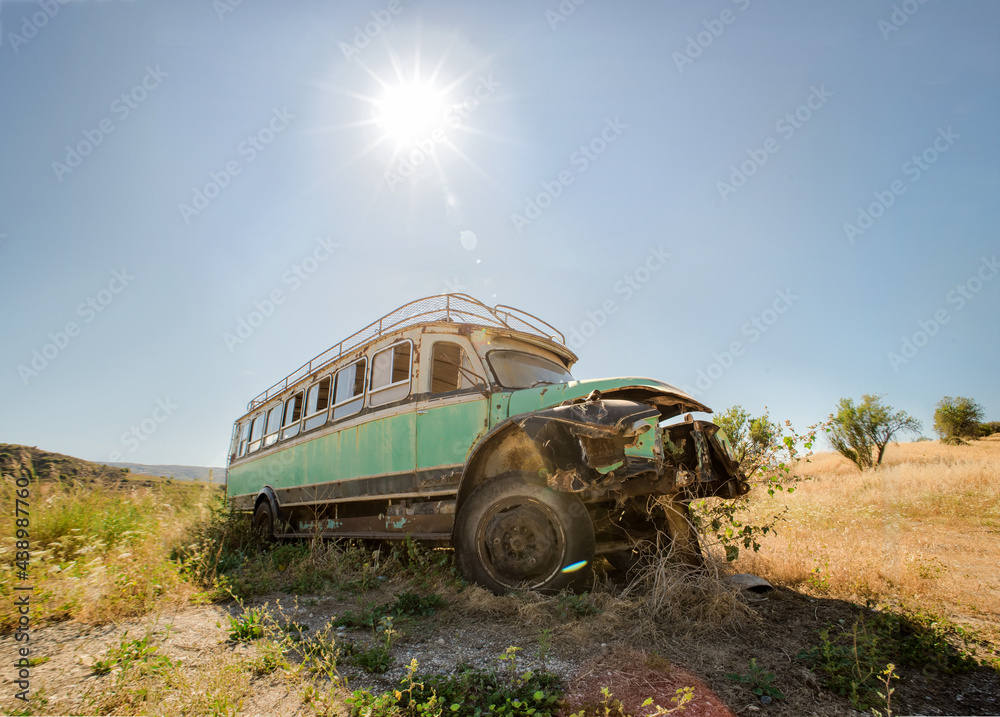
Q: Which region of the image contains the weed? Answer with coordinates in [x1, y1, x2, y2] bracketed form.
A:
[555, 591, 601, 620]
[91, 631, 176, 677]
[536, 628, 553, 673]
[379, 616, 399, 650]
[335, 591, 445, 630]
[805, 553, 831, 592]
[568, 685, 694, 716]
[246, 638, 290, 676]
[725, 658, 785, 701]
[348, 654, 564, 717]
[498, 645, 522, 682]
[346, 642, 394, 674]
[799, 605, 979, 711]
[799, 618, 883, 711]
[227, 603, 269, 642]
[393, 591, 446, 617]
[302, 623, 341, 668]
[874, 663, 899, 717]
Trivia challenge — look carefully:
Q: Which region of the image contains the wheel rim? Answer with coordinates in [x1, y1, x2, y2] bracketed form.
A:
[476, 498, 566, 589]
[253, 507, 270, 536]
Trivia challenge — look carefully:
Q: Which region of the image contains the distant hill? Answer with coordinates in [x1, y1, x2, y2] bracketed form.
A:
[1, 443, 131, 484]
[102, 462, 225, 483]
[0, 444, 224, 485]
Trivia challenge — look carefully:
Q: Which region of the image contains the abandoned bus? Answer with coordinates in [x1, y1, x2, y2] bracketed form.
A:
[226, 294, 747, 594]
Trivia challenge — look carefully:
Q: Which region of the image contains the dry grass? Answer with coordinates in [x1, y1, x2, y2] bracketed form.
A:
[733, 435, 1000, 639]
[0, 478, 217, 628]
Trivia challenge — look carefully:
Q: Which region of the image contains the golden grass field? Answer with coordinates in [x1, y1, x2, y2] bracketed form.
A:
[734, 435, 1000, 642]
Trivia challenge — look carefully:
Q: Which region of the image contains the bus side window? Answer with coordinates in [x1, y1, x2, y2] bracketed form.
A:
[369, 341, 412, 407]
[238, 421, 251, 457]
[333, 359, 366, 419]
[431, 342, 463, 393]
[229, 423, 242, 461]
[303, 376, 332, 432]
[281, 391, 304, 440]
[263, 403, 283, 447]
[248, 413, 265, 453]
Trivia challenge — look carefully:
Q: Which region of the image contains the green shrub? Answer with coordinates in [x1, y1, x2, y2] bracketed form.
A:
[227, 605, 268, 642]
[347, 657, 563, 717]
[554, 591, 601, 620]
[725, 658, 785, 700]
[799, 606, 979, 711]
[92, 631, 176, 677]
[335, 591, 446, 629]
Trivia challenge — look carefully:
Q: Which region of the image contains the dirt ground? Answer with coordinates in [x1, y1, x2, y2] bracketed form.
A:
[3, 574, 999, 717]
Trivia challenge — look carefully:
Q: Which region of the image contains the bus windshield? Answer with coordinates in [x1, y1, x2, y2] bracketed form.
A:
[487, 350, 574, 389]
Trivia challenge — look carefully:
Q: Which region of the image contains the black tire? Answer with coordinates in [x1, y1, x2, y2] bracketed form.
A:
[252, 499, 275, 542]
[454, 473, 595, 595]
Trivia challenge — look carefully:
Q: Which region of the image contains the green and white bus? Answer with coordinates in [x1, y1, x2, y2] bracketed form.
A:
[226, 294, 746, 593]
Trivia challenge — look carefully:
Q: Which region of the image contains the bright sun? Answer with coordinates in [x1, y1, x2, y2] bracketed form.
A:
[373, 82, 447, 146]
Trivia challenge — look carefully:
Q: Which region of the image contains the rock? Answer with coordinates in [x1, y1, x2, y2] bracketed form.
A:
[760, 694, 772, 705]
[78, 654, 95, 667]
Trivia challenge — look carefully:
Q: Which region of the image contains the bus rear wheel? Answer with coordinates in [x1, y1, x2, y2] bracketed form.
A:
[252, 500, 276, 541]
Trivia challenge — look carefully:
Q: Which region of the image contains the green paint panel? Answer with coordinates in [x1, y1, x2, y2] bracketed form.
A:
[227, 410, 415, 497]
[506, 377, 681, 416]
[624, 417, 661, 460]
[228, 377, 694, 501]
[489, 392, 511, 428]
[416, 398, 489, 468]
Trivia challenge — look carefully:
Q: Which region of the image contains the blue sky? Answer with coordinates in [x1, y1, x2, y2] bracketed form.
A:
[1, 0, 997, 467]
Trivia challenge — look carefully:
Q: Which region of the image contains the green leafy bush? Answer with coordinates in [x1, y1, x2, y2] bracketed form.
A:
[348, 657, 563, 717]
[694, 407, 818, 560]
[92, 632, 176, 677]
[227, 605, 268, 642]
[799, 606, 979, 711]
[335, 591, 445, 629]
[725, 658, 785, 700]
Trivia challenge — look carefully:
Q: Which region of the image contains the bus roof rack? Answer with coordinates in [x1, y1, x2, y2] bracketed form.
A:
[247, 293, 565, 410]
